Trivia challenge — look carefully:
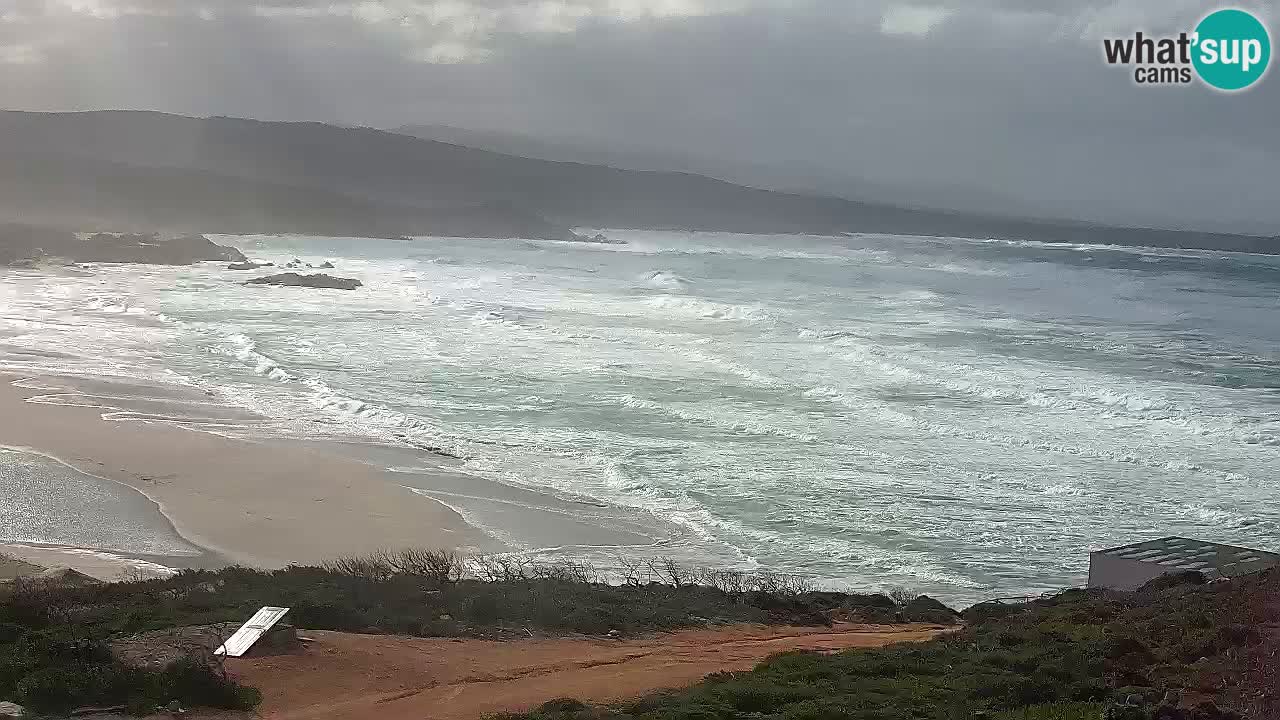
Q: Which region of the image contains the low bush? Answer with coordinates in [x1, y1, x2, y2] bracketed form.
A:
[995, 702, 1107, 720]
[500, 569, 1279, 720]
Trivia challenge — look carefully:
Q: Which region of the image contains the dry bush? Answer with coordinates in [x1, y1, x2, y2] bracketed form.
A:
[120, 567, 158, 584]
[324, 549, 468, 583]
[324, 550, 397, 580]
[472, 554, 536, 583]
[319, 549, 817, 599]
[531, 560, 599, 584]
[616, 556, 649, 586]
[648, 558, 694, 588]
[390, 548, 466, 583]
[694, 568, 747, 595]
[886, 586, 921, 607]
[754, 571, 816, 596]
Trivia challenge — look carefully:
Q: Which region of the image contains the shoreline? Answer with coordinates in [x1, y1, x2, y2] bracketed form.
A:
[0, 373, 505, 569]
[0, 542, 183, 581]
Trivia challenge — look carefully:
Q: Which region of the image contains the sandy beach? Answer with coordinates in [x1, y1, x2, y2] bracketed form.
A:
[0, 542, 178, 581]
[0, 373, 501, 570]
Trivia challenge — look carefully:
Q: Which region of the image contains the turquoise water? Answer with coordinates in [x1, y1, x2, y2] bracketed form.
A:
[1, 230, 1277, 603]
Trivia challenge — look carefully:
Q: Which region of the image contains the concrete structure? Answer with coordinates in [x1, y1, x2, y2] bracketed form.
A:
[1088, 536, 1279, 591]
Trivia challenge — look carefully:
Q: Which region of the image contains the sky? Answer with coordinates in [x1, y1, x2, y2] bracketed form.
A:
[1, 0, 1278, 231]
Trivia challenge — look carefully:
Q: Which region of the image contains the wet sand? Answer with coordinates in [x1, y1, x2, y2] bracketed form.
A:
[0, 373, 503, 568]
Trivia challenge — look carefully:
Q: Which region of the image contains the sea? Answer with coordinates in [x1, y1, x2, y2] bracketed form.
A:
[1, 230, 1277, 605]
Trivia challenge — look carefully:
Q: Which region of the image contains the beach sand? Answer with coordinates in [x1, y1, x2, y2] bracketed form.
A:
[229, 623, 950, 720]
[0, 373, 502, 569]
[0, 548, 41, 580]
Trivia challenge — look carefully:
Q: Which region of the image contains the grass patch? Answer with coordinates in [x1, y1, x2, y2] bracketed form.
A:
[499, 569, 1278, 720]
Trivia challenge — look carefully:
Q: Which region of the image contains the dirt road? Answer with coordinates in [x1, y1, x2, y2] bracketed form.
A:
[228, 623, 948, 720]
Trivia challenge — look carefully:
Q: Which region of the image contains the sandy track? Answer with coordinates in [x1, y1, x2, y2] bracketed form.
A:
[228, 623, 948, 720]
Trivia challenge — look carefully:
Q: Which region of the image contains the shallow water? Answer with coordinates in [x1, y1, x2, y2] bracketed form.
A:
[0, 448, 199, 557]
[1, 230, 1277, 603]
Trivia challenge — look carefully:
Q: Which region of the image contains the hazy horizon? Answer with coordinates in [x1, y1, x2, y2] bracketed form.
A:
[2, 0, 1277, 233]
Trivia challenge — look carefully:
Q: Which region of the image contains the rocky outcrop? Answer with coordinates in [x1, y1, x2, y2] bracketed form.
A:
[76, 233, 247, 265]
[1, 224, 246, 266]
[228, 261, 274, 270]
[244, 273, 362, 290]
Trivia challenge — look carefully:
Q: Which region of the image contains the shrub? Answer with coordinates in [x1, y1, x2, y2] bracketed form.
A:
[995, 702, 1107, 720]
[388, 548, 466, 583]
[158, 655, 261, 710]
[540, 698, 590, 712]
[499, 569, 1278, 720]
[885, 586, 920, 607]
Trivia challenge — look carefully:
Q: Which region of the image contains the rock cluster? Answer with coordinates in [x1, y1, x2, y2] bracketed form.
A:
[244, 273, 362, 290]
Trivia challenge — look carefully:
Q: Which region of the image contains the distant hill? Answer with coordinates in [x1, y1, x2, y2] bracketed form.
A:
[393, 123, 1042, 219]
[0, 151, 565, 240]
[0, 110, 1275, 253]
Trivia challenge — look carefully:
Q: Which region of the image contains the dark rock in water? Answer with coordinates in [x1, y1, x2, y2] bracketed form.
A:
[1, 224, 246, 266]
[319, 261, 335, 269]
[227, 261, 274, 270]
[561, 231, 625, 245]
[245, 272, 362, 290]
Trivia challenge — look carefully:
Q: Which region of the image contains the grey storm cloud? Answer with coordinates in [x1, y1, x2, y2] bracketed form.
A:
[1, 0, 1278, 230]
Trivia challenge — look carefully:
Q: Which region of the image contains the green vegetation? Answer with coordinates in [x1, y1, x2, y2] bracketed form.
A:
[994, 703, 1107, 720]
[5, 550, 1273, 719]
[498, 569, 1278, 720]
[0, 552, 953, 715]
[0, 575, 260, 715]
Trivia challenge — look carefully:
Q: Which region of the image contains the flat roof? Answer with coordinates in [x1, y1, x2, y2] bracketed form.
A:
[1093, 536, 1279, 578]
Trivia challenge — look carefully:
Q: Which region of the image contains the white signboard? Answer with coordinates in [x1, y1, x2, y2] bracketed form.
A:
[215, 606, 290, 657]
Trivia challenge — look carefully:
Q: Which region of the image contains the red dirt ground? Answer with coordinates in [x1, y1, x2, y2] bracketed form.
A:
[226, 623, 948, 720]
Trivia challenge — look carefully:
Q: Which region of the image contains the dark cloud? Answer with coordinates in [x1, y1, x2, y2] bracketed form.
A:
[1, 0, 1277, 230]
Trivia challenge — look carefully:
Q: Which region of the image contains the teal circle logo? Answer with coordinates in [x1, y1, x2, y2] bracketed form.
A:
[1192, 9, 1271, 91]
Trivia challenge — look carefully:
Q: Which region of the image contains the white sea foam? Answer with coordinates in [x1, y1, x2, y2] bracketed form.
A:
[644, 295, 771, 322]
[4, 229, 1277, 604]
[642, 270, 691, 289]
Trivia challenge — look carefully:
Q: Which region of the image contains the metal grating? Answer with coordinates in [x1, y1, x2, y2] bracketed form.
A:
[215, 606, 290, 658]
